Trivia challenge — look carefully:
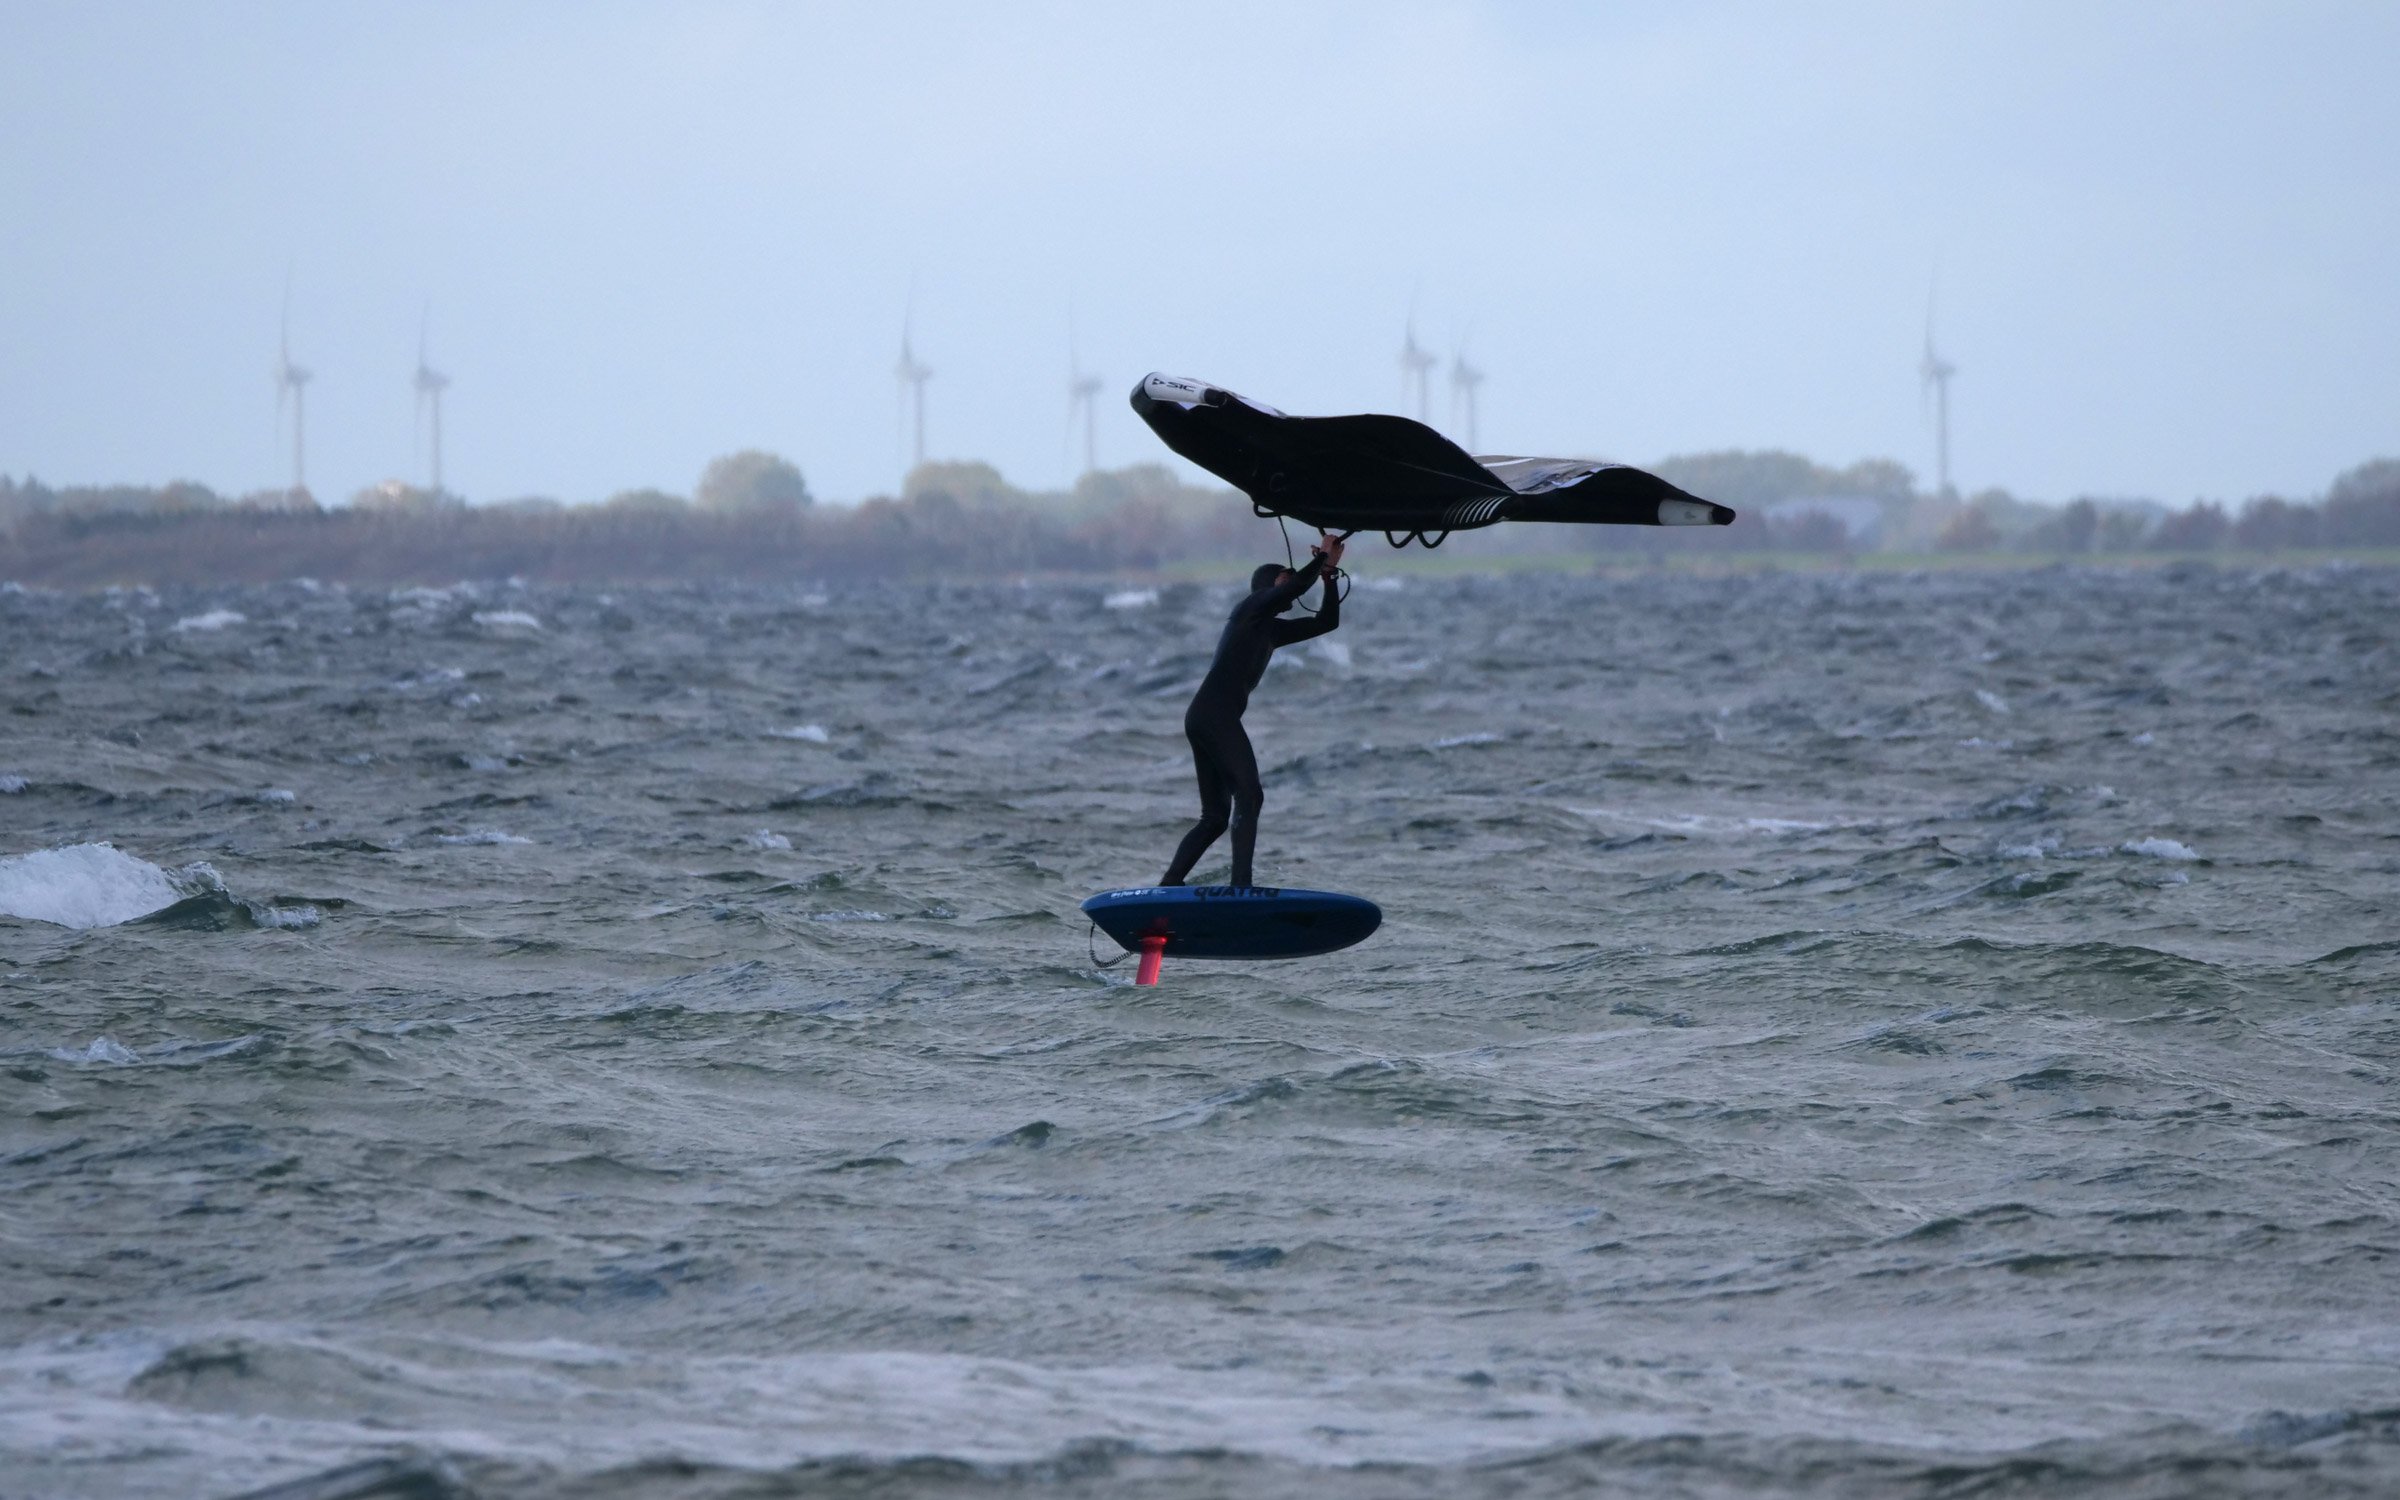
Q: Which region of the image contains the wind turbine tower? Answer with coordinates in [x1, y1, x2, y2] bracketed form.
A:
[1920, 312, 1959, 498]
[1449, 352, 1485, 452]
[895, 324, 933, 477]
[1067, 353, 1103, 478]
[1398, 320, 1438, 425]
[275, 306, 312, 495]
[414, 317, 451, 496]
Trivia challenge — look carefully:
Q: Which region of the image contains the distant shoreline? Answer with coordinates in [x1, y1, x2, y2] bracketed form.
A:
[7, 453, 2396, 589]
[1258, 546, 2400, 579]
[9, 518, 2390, 592]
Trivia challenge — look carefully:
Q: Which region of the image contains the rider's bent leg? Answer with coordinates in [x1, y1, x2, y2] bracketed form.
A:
[1162, 723, 1233, 886]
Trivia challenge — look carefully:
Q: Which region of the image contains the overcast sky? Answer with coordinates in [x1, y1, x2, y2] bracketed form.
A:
[3, 1, 2393, 507]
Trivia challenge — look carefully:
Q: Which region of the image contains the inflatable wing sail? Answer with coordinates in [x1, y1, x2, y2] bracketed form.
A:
[1131, 373, 1734, 545]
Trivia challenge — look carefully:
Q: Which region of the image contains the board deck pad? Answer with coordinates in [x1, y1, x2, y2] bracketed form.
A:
[1083, 885, 1381, 961]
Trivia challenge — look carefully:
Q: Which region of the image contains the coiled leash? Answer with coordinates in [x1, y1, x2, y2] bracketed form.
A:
[1089, 919, 1129, 969]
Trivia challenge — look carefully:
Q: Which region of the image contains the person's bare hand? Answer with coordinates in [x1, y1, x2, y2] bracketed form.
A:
[1316, 534, 1346, 570]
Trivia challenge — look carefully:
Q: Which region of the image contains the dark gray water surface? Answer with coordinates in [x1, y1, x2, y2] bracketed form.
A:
[3, 565, 2397, 1498]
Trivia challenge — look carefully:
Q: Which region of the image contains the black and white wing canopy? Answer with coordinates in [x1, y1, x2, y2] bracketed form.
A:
[1131, 373, 1734, 544]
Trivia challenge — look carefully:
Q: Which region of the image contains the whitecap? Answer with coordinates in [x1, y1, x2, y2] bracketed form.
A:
[1431, 731, 1502, 749]
[49, 1036, 139, 1065]
[437, 828, 531, 846]
[170, 609, 245, 633]
[1568, 806, 1833, 837]
[2122, 837, 2201, 861]
[0, 775, 25, 794]
[255, 788, 297, 804]
[1741, 817, 1829, 833]
[744, 829, 793, 850]
[1973, 688, 2010, 714]
[0, 843, 216, 928]
[0, 1337, 1632, 1479]
[1104, 588, 1159, 610]
[392, 583, 475, 608]
[1310, 638, 1352, 668]
[768, 724, 831, 743]
[473, 609, 542, 631]
[812, 910, 892, 923]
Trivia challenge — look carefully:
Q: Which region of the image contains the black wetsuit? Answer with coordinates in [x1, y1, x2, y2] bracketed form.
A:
[1162, 557, 1340, 887]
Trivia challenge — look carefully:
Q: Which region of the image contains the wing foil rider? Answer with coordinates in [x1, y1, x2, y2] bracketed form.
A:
[1162, 534, 1347, 888]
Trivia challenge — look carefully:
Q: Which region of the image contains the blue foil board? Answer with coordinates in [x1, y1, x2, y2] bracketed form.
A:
[1083, 885, 1381, 961]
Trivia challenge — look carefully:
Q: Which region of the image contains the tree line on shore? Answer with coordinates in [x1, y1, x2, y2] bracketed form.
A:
[3, 448, 2394, 586]
[0, 455, 1263, 587]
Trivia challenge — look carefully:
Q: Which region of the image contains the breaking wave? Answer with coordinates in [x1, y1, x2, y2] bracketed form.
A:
[0, 842, 324, 930]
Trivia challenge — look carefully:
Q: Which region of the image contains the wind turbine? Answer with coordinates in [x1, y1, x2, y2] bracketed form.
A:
[1067, 328, 1103, 479]
[894, 319, 933, 478]
[1449, 350, 1485, 452]
[1919, 296, 1959, 498]
[274, 289, 312, 495]
[1398, 318, 1438, 425]
[413, 311, 451, 496]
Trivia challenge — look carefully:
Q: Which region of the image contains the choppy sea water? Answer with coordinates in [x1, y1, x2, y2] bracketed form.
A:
[3, 564, 2397, 1500]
